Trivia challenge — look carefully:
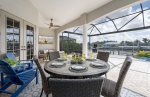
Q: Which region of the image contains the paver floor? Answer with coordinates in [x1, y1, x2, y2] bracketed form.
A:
[107, 55, 150, 97]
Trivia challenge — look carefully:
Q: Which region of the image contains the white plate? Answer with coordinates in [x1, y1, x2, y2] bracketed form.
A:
[71, 65, 86, 71]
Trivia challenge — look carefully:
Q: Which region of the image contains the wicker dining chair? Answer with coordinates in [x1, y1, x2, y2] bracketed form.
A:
[49, 51, 60, 61]
[97, 51, 110, 78]
[101, 56, 132, 97]
[97, 51, 110, 62]
[33, 57, 51, 97]
[49, 77, 104, 97]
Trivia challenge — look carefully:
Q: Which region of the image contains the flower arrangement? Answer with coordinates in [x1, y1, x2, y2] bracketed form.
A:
[71, 53, 86, 64]
[89, 52, 94, 59]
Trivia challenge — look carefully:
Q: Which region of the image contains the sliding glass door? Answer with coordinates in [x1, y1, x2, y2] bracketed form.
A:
[6, 16, 35, 60]
[26, 25, 34, 59]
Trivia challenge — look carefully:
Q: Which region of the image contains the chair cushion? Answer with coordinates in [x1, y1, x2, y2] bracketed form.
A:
[101, 79, 116, 97]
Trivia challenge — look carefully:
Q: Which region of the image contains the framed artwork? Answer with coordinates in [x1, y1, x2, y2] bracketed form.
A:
[38, 36, 54, 44]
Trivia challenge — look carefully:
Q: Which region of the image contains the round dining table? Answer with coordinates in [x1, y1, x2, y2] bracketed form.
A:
[44, 59, 110, 78]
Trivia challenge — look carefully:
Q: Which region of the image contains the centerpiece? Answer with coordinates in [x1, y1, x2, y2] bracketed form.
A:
[71, 53, 86, 64]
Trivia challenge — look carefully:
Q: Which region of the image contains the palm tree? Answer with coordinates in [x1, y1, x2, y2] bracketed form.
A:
[142, 38, 148, 44]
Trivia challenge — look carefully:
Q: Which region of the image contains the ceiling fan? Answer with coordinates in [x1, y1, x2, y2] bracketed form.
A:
[47, 18, 61, 29]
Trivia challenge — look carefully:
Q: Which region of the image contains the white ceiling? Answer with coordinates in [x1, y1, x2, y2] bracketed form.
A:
[29, 0, 112, 27]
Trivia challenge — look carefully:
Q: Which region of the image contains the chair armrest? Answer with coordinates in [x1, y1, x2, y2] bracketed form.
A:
[0, 71, 4, 85]
[17, 60, 34, 69]
[20, 59, 33, 61]
[16, 67, 37, 76]
[19, 59, 33, 63]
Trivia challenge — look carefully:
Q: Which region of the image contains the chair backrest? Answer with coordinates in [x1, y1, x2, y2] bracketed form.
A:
[97, 51, 110, 62]
[33, 57, 51, 95]
[49, 51, 60, 61]
[5, 53, 17, 61]
[0, 60, 23, 84]
[49, 77, 104, 97]
[115, 56, 132, 97]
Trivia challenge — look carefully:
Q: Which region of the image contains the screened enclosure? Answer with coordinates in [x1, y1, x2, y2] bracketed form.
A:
[59, 27, 83, 54]
[88, 1, 150, 55]
[60, 0, 150, 55]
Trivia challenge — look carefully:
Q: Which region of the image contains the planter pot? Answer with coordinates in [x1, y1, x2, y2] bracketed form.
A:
[78, 61, 83, 64]
[71, 60, 77, 64]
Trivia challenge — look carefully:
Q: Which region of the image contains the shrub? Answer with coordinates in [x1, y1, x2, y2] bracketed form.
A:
[145, 52, 150, 58]
[137, 51, 150, 58]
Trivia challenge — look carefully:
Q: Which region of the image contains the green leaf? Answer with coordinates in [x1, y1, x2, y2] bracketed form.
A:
[3, 58, 18, 66]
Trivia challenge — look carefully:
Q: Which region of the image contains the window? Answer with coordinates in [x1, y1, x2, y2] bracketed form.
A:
[26, 25, 34, 59]
[6, 17, 20, 57]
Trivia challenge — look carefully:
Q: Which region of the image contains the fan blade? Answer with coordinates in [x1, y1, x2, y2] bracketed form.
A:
[53, 25, 61, 27]
[45, 23, 50, 25]
[49, 26, 51, 29]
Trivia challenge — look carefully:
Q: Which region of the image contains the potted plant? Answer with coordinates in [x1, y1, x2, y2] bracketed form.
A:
[4, 58, 18, 67]
[71, 54, 86, 64]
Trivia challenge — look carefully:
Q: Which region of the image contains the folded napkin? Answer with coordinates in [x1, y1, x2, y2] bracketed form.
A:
[90, 62, 105, 67]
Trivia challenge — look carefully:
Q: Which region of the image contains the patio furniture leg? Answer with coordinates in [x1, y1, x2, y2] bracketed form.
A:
[46, 94, 49, 97]
[105, 74, 107, 78]
[0, 72, 4, 86]
[40, 88, 43, 97]
[36, 69, 39, 84]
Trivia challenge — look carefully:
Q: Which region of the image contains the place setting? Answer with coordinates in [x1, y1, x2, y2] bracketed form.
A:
[49, 61, 66, 68]
[90, 61, 106, 69]
[69, 65, 88, 73]
[55, 58, 67, 62]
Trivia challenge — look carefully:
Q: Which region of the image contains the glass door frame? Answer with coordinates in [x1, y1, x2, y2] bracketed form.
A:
[4, 11, 23, 60]
[23, 21, 35, 60]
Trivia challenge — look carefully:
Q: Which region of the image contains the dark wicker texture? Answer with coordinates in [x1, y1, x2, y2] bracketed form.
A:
[101, 56, 132, 97]
[97, 51, 110, 62]
[33, 57, 51, 97]
[49, 77, 104, 97]
[49, 51, 60, 61]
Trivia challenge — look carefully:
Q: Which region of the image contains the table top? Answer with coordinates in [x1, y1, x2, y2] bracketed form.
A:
[44, 59, 110, 78]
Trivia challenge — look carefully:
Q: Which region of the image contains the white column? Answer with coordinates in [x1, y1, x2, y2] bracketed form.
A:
[0, 10, 6, 54]
[35, 25, 39, 57]
[81, 13, 88, 57]
[56, 31, 60, 51]
[82, 24, 88, 57]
